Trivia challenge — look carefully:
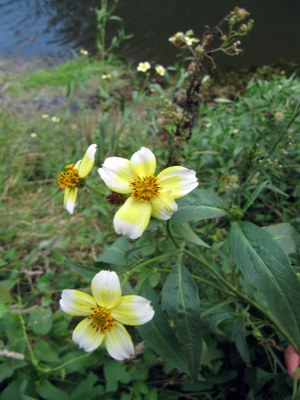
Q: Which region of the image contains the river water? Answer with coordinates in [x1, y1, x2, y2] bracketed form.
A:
[0, 0, 299, 67]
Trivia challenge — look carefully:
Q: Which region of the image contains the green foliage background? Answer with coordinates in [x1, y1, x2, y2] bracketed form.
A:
[0, 47, 299, 399]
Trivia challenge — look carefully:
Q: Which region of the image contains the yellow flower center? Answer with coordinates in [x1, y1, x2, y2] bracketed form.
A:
[57, 164, 83, 190]
[89, 307, 114, 333]
[130, 176, 161, 202]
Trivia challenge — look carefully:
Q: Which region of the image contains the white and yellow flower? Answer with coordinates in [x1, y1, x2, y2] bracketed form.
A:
[137, 62, 151, 73]
[98, 147, 198, 239]
[155, 65, 166, 77]
[57, 144, 97, 214]
[60, 270, 154, 360]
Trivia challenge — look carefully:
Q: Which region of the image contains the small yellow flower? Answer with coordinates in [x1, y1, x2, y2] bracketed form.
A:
[51, 116, 60, 123]
[30, 132, 37, 138]
[137, 62, 151, 73]
[101, 74, 111, 80]
[42, 114, 49, 119]
[155, 65, 166, 76]
[80, 49, 89, 56]
[57, 144, 97, 214]
[98, 147, 198, 239]
[60, 270, 154, 360]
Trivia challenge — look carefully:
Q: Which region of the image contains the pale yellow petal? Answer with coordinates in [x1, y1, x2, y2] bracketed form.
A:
[60, 289, 97, 316]
[157, 166, 198, 199]
[150, 192, 178, 220]
[64, 188, 78, 214]
[91, 270, 122, 308]
[130, 147, 156, 178]
[98, 157, 135, 193]
[78, 144, 97, 178]
[104, 322, 135, 360]
[72, 318, 105, 352]
[112, 295, 154, 325]
[114, 197, 151, 240]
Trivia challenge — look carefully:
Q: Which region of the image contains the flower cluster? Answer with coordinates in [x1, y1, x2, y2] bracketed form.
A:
[168, 30, 199, 48]
[58, 146, 197, 359]
[137, 62, 166, 76]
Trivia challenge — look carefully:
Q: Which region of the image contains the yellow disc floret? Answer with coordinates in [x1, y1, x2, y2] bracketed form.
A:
[57, 164, 82, 190]
[89, 307, 114, 333]
[130, 176, 161, 202]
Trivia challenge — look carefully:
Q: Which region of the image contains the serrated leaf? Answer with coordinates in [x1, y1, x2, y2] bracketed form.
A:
[172, 223, 210, 247]
[263, 223, 299, 256]
[137, 284, 189, 374]
[171, 188, 228, 225]
[230, 221, 300, 351]
[161, 264, 202, 379]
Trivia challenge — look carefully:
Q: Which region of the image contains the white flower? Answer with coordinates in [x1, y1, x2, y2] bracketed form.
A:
[155, 65, 166, 76]
[137, 62, 151, 73]
[60, 270, 154, 360]
[57, 144, 97, 214]
[98, 147, 198, 239]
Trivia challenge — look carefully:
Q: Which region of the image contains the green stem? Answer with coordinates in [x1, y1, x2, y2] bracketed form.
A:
[17, 298, 42, 372]
[183, 249, 299, 351]
[85, 183, 107, 196]
[42, 354, 91, 373]
[121, 251, 179, 287]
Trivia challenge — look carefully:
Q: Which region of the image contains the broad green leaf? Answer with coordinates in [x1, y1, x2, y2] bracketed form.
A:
[28, 307, 52, 335]
[230, 222, 300, 351]
[137, 284, 189, 374]
[171, 223, 210, 248]
[263, 223, 299, 256]
[161, 264, 202, 379]
[171, 188, 228, 225]
[67, 258, 99, 279]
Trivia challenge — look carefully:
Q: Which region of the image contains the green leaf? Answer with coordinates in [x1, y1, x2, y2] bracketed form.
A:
[36, 379, 70, 400]
[171, 188, 228, 225]
[66, 258, 99, 280]
[33, 340, 60, 363]
[97, 237, 130, 268]
[171, 223, 210, 248]
[103, 360, 131, 392]
[28, 307, 53, 335]
[137, 284, 189, 375]
[161, 264, 202, 379]
[229, 222, 300, 351]
[241, 180, 268, 215]
[263, 223, 299, 256]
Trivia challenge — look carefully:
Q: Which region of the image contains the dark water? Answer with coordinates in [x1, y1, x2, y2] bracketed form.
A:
[0, 0, 300, 67]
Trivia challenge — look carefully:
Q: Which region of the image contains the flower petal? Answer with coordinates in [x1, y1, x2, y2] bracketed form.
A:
[91, 270, 122, 309]
[130, 147, 156, 177]
[157, 166, 198, 199]
[64, 188, 78, 214]
[60, 289, 97, 316]
[150, 193, 178, 220]
[78, 144, 97, 178]
[105, 322, 135, 360]
[114, 197, 151, 240]
[98, 157, 135, 194]
[112, 295, 154, 325]
[72, 318, 105, 352]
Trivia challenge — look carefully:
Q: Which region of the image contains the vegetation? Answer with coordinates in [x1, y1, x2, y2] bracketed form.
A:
[1, 6, 300, 400]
